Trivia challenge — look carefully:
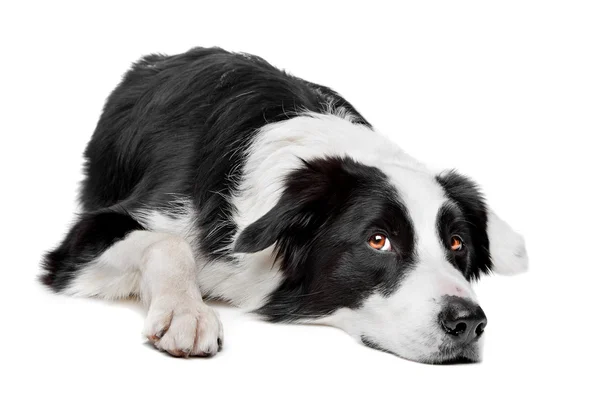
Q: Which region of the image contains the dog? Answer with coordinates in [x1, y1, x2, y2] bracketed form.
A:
[41, 47, 527, 363]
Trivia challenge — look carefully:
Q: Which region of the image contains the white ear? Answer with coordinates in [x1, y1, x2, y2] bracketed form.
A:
[487, 211, 528, 275]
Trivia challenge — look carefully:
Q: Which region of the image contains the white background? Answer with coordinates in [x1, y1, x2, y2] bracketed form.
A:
[1, 1, 598, 399]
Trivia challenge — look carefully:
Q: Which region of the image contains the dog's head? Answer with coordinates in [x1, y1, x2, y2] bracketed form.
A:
[234, 155, 527, 363]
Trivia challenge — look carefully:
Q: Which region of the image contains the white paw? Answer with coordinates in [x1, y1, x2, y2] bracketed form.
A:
[143, 296, 223, 357]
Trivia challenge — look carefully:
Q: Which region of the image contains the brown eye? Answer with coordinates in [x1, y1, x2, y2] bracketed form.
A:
[450, 235, 464, 251]
[369, 234, 392, 251]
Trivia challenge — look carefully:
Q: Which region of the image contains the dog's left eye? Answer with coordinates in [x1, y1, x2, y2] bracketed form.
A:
[368, 234, 392, 251]
[450, 235, 464, 251]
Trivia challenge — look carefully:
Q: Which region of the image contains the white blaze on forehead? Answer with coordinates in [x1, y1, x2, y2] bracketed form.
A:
[381, 164, 476, 299]
[382, 165, 446, 255]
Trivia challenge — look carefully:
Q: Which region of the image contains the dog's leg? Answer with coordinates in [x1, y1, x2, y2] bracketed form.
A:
[41, 210, 223, 357]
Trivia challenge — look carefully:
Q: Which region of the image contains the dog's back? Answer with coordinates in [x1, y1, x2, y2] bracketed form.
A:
[42, 47, 369, 291]
[79, 47, 368, 257]
[82, 47, 366, 211]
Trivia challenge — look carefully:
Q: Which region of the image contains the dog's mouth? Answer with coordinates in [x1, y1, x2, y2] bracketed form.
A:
[426, 342, 481, 365]
[361, 335, 481, 364]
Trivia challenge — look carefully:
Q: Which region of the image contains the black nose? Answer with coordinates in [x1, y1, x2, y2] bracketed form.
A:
[439, 296, 487, 345]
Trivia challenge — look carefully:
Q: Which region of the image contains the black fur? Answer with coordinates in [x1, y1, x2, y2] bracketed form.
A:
[41, 210, 143, 291]
[43, 47, 369, 290]
[235, 156, 416, 321]
[436, 171, 492, 279]
[81, 47, 369, 260]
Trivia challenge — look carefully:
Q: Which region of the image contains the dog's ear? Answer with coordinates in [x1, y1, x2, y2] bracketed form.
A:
[232, 196, 312, 254]
[234, 156, 365, 280]
[437, 170, 528, 278]
[486, 209, 529, 275]
[233, 161, 330, 254]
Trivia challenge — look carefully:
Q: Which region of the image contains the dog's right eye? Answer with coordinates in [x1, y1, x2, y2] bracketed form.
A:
[368, 234, 392, 251]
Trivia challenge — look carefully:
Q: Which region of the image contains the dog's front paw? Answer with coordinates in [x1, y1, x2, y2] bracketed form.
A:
[143, 296, 223, 357]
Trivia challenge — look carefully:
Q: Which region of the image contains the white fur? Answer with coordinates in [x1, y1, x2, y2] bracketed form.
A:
[199, 250, 284, 310]
[67, 230, 223, 357]
[140, 236, 222, 356]
[132, 200, 283, 310]
[487, 211, 528, 275]
[67, 113, 526, 360]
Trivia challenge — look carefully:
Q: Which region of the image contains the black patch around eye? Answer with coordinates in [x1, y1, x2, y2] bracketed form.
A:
[436, 171, 492, 280]
[368, 203, 416, 264]
[437, 204, 471, 274]
[252, 156, 417, 322]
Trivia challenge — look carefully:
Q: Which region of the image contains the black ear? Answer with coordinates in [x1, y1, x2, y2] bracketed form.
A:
[233, 200, 303, 253]
[233, 156, 368, 282]
[233, 193, 322, 285]
[233, 157, 340, 255]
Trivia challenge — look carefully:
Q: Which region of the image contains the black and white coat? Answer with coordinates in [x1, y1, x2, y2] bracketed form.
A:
[41, 47, 527, 363]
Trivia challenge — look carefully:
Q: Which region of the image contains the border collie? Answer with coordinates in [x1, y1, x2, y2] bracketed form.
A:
[41, 47, 527, 363]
